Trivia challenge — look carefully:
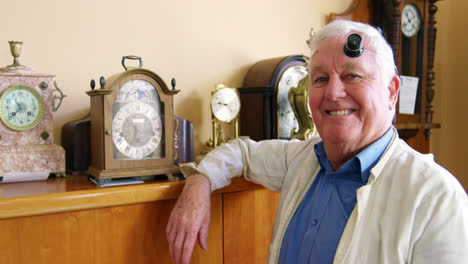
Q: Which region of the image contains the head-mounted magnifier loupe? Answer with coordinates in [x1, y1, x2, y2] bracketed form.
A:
[344, 34, 364, 58]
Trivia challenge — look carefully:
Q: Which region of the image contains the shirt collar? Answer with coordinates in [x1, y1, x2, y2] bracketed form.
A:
[314, 127, 394, 184]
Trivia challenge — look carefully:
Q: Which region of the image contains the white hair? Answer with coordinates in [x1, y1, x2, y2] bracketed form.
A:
[308, 20, 397, 81]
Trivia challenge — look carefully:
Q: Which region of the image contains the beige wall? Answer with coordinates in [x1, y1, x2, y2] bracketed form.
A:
[0, 0, 351, 155]
[431, 0, 468, 189]
[1, 0, 465, 190]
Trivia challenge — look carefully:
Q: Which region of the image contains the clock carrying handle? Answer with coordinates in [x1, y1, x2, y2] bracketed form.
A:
[121, 55, 143, 71]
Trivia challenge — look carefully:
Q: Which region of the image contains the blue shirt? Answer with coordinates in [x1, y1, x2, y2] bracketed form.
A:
[279, 128, 394, 264]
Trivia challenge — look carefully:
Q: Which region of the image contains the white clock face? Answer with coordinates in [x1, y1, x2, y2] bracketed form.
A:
[278, 66, 308, 139]
[0, 85, 44, 131]
[112, 101, 162, 159]
[211, 87, 240, 122]
[401, 4, 421, 38]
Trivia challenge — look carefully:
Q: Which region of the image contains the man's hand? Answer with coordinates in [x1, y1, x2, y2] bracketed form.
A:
[166, 174, 211, 264]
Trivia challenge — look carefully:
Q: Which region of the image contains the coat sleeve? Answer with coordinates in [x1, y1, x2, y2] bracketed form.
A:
[180, 138, 295, 192]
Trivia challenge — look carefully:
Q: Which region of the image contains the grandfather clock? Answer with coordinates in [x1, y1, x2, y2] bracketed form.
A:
[330, 0, 441, 153]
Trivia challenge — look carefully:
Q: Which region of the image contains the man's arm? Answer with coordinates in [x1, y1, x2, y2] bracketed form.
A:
[165, 137, 296, 263]
[166, 174, 211, 264]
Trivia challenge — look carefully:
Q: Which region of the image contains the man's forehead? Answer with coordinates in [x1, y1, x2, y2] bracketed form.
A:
[309, 61, 368, 74]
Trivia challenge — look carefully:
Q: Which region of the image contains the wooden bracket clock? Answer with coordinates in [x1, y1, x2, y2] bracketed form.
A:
[86, 55, 180, 184]
[239, 55, 308, 141]
[0, 41, 66, 179]
[329, 0, 441, 153]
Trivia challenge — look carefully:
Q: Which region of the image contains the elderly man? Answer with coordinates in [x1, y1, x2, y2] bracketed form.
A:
[166, 20, 468, 264]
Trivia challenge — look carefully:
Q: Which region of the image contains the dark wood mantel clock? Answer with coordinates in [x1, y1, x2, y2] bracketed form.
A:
[239, 55, 309, 141]
[330, 0, 442, 153]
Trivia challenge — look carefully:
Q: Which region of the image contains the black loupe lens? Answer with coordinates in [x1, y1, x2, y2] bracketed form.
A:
[344, 34, 363, 58]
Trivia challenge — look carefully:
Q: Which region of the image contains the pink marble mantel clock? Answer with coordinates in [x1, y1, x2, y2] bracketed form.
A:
[0, 41, 65, 179]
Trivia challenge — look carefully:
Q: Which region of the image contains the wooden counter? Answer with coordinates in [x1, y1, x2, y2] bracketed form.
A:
[0, 175, 280, 264]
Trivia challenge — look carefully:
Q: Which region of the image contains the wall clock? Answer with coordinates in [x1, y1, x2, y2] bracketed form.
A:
[401, 4, 421, 38]
[378, 0, 438, 146]
[239, 55, 307, 141]
[86, 55, 180, 183]
[0, 41, 66, 179]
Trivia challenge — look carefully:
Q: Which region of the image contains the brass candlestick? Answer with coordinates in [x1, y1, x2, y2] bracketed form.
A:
[8, 41, 23, 67]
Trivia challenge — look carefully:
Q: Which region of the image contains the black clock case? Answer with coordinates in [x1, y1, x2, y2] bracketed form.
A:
[61, 114, 91, 174]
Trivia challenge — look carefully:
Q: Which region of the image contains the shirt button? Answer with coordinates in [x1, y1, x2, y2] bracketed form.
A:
[329, 177, 335, 183]
[312, 219, 318, 225]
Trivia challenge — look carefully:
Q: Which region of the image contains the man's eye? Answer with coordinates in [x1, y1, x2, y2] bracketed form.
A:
[343, 74, 362, 83]
[311, 76, 328, 87]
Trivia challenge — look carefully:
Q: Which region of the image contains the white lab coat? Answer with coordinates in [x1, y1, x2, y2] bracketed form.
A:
[181, 128, 468, 263]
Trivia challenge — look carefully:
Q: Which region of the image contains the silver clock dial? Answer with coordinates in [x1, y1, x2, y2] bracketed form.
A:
[117, 79, 160, 103]
[112, 101, 162, 159]
[278, 66, 308, 139]
[211, 87, 240, 122]
[0, 85, 44, 131]
[401, 4, 421, 38]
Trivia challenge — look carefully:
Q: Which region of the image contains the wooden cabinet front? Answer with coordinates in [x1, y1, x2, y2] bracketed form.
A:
[0, 176, 279, 264]
[0, 199, 223, 264]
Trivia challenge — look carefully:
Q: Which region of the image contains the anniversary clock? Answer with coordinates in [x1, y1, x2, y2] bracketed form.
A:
[329, 0, 441, 153]
[0, 41, 66, 178]
[86, 56, 180, 182]
[239, 55, 308, 141]
[209, 84, 240, 148]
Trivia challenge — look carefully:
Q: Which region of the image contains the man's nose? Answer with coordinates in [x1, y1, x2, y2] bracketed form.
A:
[324, 77, 346, 101]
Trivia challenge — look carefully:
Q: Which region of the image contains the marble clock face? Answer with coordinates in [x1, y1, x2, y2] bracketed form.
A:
[277, 66, 308, 139]
[0, 85, 44, 131]
[112, 79, 164, 160]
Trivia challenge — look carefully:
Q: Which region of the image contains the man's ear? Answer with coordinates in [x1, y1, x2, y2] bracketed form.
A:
[388, 75, 400, 110]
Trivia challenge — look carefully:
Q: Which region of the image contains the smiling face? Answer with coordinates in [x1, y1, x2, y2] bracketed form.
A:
[308, 36, 399, 167]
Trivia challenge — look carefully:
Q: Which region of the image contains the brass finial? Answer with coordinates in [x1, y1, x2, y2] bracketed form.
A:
[8, 41, 23, 67]
[303, 27, 316, 66]
[306, 27, 315, 47]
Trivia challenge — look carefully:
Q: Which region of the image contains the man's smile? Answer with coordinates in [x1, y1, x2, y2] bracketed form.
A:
[326, 109, 356, 116]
